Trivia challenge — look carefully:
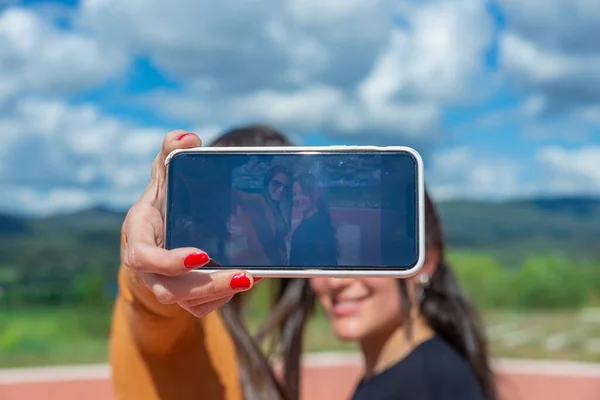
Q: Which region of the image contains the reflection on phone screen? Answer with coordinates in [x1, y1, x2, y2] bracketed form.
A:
[166, 153, 418, 270]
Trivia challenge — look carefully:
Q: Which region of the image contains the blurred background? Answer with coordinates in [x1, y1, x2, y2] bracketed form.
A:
[0, 0, 599, 399]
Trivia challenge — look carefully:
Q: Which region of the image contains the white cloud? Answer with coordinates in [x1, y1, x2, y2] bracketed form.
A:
[427, 147, 527, 200]
[501, 33, 600, 98]
[1, 0, 597, 215]
[0, 97, 173, 215]
[0, 5, 167, 215]
[536, 146, 600, 195]
[0, 7, 128, 104]
[378, 0, 492, 103]
[77, 0, 493, 143]
[454, 0, 600, 144]
[227, 85, 442, 139]
[77, 0, 394, 92]
[499, 0, 600, 113]
[0, 186, 94, 216]
[428, 145, 600, 201]
[577, 106, 600, 124]
[230, 86, 345, 131]
[499, 0, 600, 54]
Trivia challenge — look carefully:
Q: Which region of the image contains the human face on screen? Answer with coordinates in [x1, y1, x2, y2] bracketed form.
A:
[269, 172, 290, 202]
[292, 181, 314, 215]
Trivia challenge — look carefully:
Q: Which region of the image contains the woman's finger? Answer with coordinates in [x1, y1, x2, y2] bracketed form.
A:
[138, 269, 258, 304]
[180, 294, 233, 308]
[179, 295, 235, 319]
[142, 130, 203, 206]
[160, 129, 203, 168]
[123, 203, 210, 276]
[125, 241, 211, 277]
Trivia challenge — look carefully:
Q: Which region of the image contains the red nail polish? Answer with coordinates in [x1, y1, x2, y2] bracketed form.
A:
[230, 273, 252, 290]
[254, 277, 263, 283]
[176, 133, 191, 141]
[184, 252, 209, 268]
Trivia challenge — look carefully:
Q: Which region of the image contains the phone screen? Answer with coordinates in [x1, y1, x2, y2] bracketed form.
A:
[165, 151, 419, 271]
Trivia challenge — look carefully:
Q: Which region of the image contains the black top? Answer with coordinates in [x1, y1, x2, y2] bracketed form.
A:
[352, 335, 485, 400]
[289, 211, 337, 267]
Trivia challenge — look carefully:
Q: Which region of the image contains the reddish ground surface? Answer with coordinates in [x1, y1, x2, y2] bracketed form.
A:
[1, 355, 599, 400]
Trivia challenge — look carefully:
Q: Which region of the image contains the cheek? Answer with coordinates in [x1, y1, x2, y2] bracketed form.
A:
[310, 278, 328, 298]
[363, 279, 403, 313]
[310, 278, 332, 309]
[363, 282, 403, 327]
[333, 281, 403, 341]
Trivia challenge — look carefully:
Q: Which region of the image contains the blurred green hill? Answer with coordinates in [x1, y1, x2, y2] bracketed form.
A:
[1, 196, 599, 305]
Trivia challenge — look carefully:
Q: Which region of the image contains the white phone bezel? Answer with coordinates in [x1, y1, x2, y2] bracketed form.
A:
[164, 145, 425, 279]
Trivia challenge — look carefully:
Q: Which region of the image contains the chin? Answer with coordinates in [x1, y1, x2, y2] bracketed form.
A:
[331, 320, 365, 342]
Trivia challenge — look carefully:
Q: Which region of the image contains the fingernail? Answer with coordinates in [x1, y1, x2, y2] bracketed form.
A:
[176, 133, 191, 141]
[254, 277, 263, 283]
[183, 251, 210, 269]
[230, 272, 252, 290]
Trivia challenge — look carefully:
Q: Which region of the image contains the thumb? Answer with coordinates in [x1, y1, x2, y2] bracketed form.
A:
[141, 130, 203, 207]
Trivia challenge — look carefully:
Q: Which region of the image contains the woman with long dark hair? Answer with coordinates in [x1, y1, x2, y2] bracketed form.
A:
[288, 173, 338, 267]
[256, 189, 498, 400]
[110, 126, 496, 400]
[309, 191, 497, 399]
[110, 126, 308, 400]
[262, 165, 293, 242]
[231, 163, 293, 266]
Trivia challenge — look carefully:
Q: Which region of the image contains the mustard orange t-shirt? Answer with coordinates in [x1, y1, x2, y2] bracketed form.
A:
[109, 234, 243, 400]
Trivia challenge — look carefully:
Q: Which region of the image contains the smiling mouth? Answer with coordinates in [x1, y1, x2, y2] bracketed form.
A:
[332, 297, 367, 317]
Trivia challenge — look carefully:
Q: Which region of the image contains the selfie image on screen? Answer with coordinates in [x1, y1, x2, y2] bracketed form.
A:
[166, 152, 418, 270]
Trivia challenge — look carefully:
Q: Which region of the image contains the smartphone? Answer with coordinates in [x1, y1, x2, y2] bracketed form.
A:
[164, 146, 425, 278]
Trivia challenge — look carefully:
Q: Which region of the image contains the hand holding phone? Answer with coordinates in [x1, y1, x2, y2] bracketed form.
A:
[120, 130, 260, 318]
[164, 146, 425, 278]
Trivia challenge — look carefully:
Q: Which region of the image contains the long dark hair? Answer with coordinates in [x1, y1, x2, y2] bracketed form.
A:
[211, 126, 495, 400]
[238, 164, 293, 266]
[264, 189, 497, 400]
[397, 191, 497, 400]
[209, 125, 307, 400]
[262, 165, 293, 247]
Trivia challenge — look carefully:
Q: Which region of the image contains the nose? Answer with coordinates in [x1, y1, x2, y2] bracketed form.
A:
[328, 277, 353, 291]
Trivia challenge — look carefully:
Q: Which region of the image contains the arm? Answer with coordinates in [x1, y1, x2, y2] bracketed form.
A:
[109, 231, 244, 400]
[108, 130, 257, 400]
[111, 230, 193, 356]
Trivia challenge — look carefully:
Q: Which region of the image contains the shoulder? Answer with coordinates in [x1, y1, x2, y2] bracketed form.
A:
[416, 336, 485, 399]
[352, 336, 485, 400]
[309, 211, 335, 231]
[238, 191, 268, 211]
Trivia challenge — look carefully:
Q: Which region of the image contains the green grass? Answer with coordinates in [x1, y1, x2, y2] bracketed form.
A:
[0, 305, 112, 368]
[1, 305, 600, 369]
[1, 268, 600, 368]
[484, 309, 600, 363]
[303, 309, 600, 362]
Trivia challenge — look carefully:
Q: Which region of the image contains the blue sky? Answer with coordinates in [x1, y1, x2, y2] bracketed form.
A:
[0, 0, 599, 215]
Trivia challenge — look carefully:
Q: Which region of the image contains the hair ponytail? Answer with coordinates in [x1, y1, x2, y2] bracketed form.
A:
[415, 191, 497, 400]
[421, 261, 497, 400]
[210, 126, 312, 400]
[219, 303, 291, 400]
